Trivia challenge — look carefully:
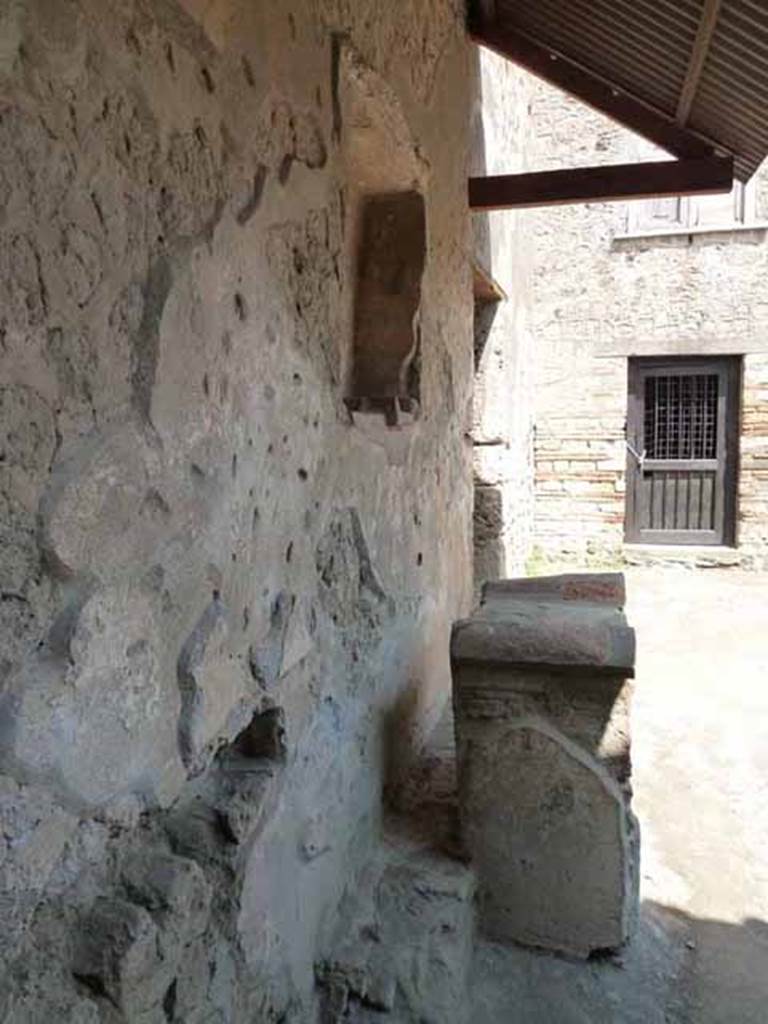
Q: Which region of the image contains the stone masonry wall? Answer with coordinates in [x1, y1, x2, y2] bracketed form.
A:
[0, 1, 482, 1020]
[470, 49, 535, 591]
[741, 354, 768, 559]
[524, 81, 768, 567]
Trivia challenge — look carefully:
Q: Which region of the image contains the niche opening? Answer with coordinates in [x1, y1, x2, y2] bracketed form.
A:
[345, 191, 426, 425]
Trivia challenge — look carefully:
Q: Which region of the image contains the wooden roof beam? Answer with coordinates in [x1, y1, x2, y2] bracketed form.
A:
[469, 155, 734, 211]
[474, 0, 495, 24]
[676, 0, 724, 125]
[469, 18, 719, 162]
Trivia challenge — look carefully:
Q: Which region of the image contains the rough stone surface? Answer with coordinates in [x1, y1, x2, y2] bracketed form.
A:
[72, 897, 172, 1018]
[0, 0, 512, 1018]
[0, 775, 77, 965]
[469, 905, 689, 1024]
[317, 823, 475, 1024]
[177, 595, 247, 773]
[525, 81, 768, 568]
[452, 574, 639, 957]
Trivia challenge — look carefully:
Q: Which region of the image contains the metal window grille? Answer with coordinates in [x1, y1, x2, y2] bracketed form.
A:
[643, 374, 718, 460]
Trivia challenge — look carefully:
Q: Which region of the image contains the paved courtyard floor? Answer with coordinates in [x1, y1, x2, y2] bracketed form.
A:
[471, 566, 768, 1023]
[628, 566, 768, 1024]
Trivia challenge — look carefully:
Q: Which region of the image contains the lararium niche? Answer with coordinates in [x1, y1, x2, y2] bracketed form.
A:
[338, 43, 429, 428]
[351, 191, 425, 406]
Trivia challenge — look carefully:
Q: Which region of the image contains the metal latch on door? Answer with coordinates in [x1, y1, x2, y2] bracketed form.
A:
[625, 440, 646, 469]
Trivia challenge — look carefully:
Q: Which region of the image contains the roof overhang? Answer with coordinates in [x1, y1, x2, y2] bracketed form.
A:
[470, 0, 768, 182]
[468, 155, 734, 211]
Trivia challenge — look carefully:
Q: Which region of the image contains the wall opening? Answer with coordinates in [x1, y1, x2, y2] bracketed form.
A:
[348, 190, 425, 406]
[226, 706, 286, 764]
[337, 42, 429, 426]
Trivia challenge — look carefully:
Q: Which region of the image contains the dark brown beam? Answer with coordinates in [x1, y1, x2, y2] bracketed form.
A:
[469, 20, 719, 162]
[469, 156, 733, 211]
[676, 0, 723, 125]
[473, 0, 496, 26]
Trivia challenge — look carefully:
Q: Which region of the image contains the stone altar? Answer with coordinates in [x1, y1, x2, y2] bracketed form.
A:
[451, 573, 639, 958]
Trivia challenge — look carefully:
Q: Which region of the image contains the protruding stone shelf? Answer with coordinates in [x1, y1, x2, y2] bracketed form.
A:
[451, 572, 639, 959]
[344, 396, 418, 465]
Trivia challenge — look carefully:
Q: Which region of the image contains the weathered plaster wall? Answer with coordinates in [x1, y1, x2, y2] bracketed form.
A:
[525, 81, 768, 567]
[0, 1, 477, 1019]
[470, 49, 535, 590]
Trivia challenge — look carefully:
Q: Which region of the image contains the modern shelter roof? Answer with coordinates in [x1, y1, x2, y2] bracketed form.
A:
[472, 0, 768, 181]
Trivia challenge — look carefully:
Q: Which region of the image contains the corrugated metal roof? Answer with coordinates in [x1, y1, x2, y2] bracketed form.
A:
[490, 0, 768, 180]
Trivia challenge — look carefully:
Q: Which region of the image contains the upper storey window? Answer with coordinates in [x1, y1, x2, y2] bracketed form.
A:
[626, 178, 756, 233]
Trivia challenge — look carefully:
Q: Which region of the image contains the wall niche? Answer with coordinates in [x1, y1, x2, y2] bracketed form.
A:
[338, 44, 429, 427]
[350, 190, 425, 405]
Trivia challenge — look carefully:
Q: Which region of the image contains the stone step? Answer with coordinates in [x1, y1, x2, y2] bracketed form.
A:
[623, 544, 743, 568]
[318, 819, 476, 1024]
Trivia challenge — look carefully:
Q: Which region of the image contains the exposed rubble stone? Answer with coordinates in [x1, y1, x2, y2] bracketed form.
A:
[177, 594, 247, 773]
[72, 897, 171, 1018]
[120, 849, 212, 945]
[315, 507, 395, 630]
[0, 775, 77, 965]
[317, 825, 475, 1024]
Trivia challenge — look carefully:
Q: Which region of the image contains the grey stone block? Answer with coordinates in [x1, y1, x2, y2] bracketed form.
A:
[319, 833, 476, 1024]
[121, 849, 212, 946]
[0, 775, 77, 963]
[461, 719, 634, 957]
[211, 760, 283, 845]
[177, 596, 248, 773]
[72, 897, 173, 1018]
[38, 418, 166, 580]
[482, 572, 627, 606]
[452, 573, 639, 957]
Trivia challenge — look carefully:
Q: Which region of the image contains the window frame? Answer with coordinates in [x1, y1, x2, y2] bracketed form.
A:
[625, 177, 756, 234]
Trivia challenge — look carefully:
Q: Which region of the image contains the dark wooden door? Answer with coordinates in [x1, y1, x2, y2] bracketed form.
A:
[625, 357, 739, 545]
